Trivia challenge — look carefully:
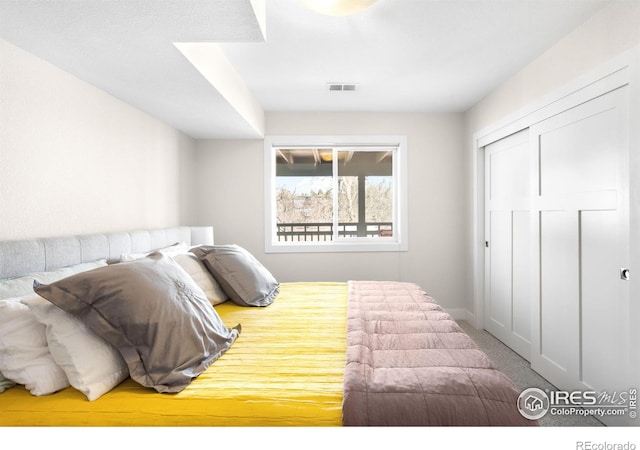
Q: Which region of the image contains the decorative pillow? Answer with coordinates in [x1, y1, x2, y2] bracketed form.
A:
[34, 252, 241, 393]
[119, 242, 189, 262]
[0, 371, 16, 393]
[190, 245, 279, 307]
[0, 295, 70, 396]
[172, 253, 228, 306]
[120, 244, 229, 305]
[0, 259, 108, 300]
[22, 296, 129, 401]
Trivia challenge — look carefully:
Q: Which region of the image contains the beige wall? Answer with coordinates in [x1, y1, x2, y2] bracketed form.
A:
[0, 39, 197, 240]
[195, 112, 470, 312]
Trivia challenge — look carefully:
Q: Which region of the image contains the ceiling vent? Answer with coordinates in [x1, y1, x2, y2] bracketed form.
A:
[328, 83, 357, 92]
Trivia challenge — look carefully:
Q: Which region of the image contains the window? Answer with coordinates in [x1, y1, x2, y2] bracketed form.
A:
[264, 136, 408, 253]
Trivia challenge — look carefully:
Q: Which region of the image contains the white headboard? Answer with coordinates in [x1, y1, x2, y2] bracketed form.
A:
[0, 226, 214, 280]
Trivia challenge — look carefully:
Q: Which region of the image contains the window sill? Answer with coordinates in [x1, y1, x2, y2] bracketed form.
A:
[265, 240, 408, 253]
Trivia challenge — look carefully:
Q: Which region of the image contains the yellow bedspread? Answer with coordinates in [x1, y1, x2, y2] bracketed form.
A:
[0, 282, 347, 427]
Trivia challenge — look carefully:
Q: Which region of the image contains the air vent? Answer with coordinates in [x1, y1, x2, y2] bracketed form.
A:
[328, 83, 357, 92]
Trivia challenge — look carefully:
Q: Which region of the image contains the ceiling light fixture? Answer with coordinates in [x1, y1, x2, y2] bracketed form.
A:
[301, 0, 378, 16]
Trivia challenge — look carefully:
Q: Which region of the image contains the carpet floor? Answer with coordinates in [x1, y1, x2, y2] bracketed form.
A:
[457, 320, 604, 427]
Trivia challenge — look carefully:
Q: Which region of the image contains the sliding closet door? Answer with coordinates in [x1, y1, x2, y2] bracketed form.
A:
[484, 129, 530, 360]
[530, 86, 630, 424]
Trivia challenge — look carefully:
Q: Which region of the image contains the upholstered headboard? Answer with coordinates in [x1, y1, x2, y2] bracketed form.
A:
[0, 226, 214, 280]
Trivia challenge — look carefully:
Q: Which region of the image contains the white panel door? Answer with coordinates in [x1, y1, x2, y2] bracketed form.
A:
[484, 129, 531, 360]
[530, 86, 630, 425]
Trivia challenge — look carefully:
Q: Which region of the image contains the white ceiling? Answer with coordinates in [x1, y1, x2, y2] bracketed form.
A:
[0, 0, 611, 139]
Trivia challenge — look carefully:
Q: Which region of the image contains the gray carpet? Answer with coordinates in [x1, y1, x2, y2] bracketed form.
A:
[457, 320, 604, 427]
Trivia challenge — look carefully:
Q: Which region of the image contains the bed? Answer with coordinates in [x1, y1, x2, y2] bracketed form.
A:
[0, 226, 535, 427]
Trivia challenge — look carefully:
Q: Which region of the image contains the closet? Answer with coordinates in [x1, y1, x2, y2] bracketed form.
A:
[481, 80, 632, 426]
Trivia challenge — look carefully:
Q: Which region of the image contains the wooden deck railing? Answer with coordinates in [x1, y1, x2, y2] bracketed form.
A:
[276, 222, 392, 241]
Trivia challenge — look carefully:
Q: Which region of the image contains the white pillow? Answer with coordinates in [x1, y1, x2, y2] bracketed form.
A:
[0, 370, 16, 393]
[0, 295, 70, 396]
[172, 253, 228, 306]
[22, 296, 129, 401]
[0, 259, 108, 300]
[120, 242, 189, 262]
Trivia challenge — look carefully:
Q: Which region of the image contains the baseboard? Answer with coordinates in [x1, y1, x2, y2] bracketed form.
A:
[445, 308, 475, 323]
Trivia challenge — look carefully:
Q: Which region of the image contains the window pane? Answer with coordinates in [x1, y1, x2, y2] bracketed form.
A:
[337, 149, 394, 239]
[366, 175, 393, 238]
[267, 137, 405, 253]
[275, 149, 333, 242]
[338, 176, 359, 237]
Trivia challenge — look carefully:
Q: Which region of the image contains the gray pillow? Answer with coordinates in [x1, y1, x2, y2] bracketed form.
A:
[34, 252, 240, 393]
[191, 245, 279, 307]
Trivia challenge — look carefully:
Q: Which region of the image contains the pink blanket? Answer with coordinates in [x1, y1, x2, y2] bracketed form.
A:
[342, 281, 537, 426]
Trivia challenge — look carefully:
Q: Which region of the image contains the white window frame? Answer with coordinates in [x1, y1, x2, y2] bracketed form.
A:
[264, 135, 408, 253]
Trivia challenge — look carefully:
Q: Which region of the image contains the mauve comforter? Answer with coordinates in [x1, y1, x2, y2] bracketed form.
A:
[342, 280, 536, 426]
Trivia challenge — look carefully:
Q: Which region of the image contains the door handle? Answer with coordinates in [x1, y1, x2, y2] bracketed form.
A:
[620, 268, 630, 281]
